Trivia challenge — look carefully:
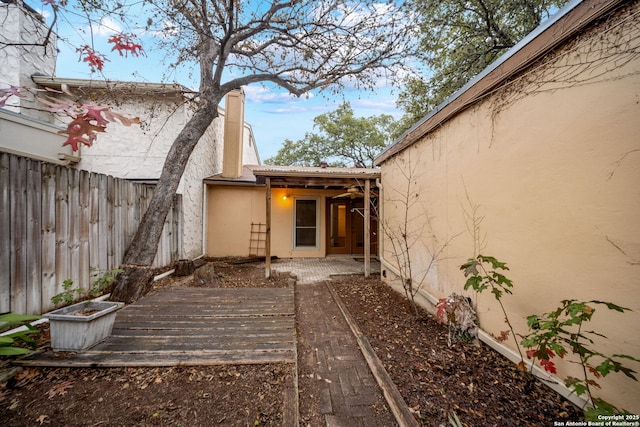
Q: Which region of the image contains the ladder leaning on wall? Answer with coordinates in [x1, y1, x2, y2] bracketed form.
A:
[249, 222, 267, 257]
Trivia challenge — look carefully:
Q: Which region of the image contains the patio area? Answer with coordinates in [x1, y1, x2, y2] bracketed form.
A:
[273, 256, 380, 284]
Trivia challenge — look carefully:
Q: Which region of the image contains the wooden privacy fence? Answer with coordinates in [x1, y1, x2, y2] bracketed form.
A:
[0, 152, 182, 315]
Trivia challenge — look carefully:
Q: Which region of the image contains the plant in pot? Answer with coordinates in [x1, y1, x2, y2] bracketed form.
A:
[45, 269, 124, 352]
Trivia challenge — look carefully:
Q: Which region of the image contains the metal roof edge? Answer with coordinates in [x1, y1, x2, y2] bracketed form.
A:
[251, 167, 381, 179]
[375, 0, 618, 165]
[31, 75, 196, 94]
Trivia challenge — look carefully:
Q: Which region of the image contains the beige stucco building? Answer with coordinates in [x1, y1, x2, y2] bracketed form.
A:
[375, 0, 640, 412]
[205, 165, 380, 267]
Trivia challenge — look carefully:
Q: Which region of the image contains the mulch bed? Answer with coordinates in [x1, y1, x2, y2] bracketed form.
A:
[331, 275, 585, 426]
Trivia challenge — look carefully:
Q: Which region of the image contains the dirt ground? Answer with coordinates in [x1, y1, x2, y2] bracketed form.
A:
[1, 258, 584, 426]
[331, 275, 584, 426]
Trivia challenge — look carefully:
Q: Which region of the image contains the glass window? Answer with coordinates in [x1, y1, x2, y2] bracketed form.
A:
[295, 199, 317, 248]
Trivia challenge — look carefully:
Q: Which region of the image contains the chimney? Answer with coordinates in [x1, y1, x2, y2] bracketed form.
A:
[222, 89, 245, 178]
[1, 1, 56, 117]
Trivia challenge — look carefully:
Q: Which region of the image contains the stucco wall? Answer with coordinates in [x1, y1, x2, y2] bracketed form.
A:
[206, 186, 266, 257]
[243, 124, 260, 165]
[379, 5, 640, 412]
[207, 186, 349, 258]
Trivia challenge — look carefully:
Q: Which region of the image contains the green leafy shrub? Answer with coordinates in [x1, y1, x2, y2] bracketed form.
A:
[51, 269, 123, 307]
[0, 312, 41, 356]
[460, 255, 525, 365]
[88, 268, 122, 297]
[521, 299, 640, 419]
[51, 279, 80, 306]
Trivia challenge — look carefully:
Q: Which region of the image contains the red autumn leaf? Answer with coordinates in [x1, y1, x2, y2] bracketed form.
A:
[0, 86, 26, 107]
[586, 379, 601, 389]
[103, 109, 141, 127]
[47, 380, 74, 399]
[76, 45, 108, 72]
[435, 298, 448, 323]
[38, 88, 140, 150]
[59, 116, 106, 151]
[496, 330, 510, 342]
[108, 33, 144, 57]
[540, 359, 557, 374]
[587, 365, 602, 378]
[82, 104, 110, 126]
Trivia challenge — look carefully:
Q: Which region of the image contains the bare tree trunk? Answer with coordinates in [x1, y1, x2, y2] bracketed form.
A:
[110, 95, 219, 303]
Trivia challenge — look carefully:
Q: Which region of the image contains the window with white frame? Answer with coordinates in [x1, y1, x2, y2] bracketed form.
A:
[294, 198, 318, 248]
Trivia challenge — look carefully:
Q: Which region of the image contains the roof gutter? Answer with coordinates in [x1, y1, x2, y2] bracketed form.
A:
[375, 0, 626, 165]
[31, 75, 196, 95]
[252, 170, 380, 180]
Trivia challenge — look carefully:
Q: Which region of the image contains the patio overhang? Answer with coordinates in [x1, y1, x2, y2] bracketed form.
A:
[252, 166, 380, 188]
[250, 166, 380, 279]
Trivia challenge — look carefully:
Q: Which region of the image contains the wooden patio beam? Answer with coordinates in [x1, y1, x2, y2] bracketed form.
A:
[364, 179, 371, 278]
[265, 177, 271, 278]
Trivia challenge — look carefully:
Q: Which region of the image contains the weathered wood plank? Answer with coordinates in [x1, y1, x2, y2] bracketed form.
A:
[90, 338, 294, 352]
[26, 159, 42, 314]
[55, 167, 70, 293]
[106, 175, 115, 269]
[0, 153, 12, 312]
[41, 163, 57, 313]
[283, 366, 299, 427]
[78, 171, 91, 288]
[110, 329, 294, 339]
[97, 174, 108, 270]
[112, 317, 294, 329]
[88, 172, 101, 272]
[68, 168, 81, 287]
[19, 352, 296, 368]
[10, 155, 27, 313]
[113, 179, 123, 265]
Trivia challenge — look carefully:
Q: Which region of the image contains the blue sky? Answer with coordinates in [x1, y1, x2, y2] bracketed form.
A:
[46, 3, 407, 162]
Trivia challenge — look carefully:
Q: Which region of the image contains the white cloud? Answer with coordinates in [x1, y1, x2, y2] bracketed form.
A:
[243, 85, 313, 105]
[91, 16, 123, 37]
[264, 104, 329, 115]
[148, 21, 180, 39]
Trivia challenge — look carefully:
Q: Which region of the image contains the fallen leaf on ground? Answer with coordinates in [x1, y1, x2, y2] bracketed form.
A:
[47, 380, 74, 399]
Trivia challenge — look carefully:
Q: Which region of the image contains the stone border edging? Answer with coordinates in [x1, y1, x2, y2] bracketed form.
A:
[286, 273, 300, 427]
[325, 282, 420, 427]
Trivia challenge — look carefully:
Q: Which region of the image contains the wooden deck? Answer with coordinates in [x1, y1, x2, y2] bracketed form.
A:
[21, 286, 296, 367]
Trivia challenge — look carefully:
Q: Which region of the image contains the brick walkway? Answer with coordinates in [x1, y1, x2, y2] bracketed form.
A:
[296, 280, 397, 426]
[273, 257, 380, 284]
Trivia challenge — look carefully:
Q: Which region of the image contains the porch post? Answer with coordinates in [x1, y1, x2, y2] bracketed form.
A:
[364, 179, 371, 278]
[265, 177, 271, 278]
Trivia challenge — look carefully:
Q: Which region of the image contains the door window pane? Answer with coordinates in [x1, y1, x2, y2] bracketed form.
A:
[330, 203, 347, 248]
[295, 199, 317, 247]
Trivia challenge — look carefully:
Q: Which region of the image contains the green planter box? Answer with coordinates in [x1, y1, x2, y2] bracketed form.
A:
[44, 301, 124, 352]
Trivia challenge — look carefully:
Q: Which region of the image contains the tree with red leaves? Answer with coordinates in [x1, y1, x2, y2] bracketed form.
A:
[2, 0, 416, 303]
